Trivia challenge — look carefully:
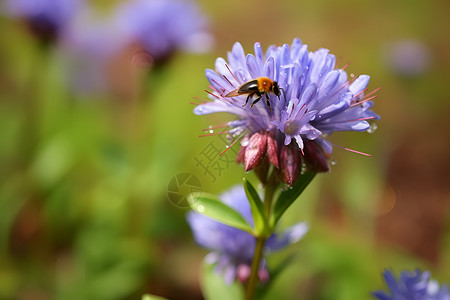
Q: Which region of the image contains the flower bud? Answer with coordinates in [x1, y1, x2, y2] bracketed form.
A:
[244, 132, 267, 172]
[266, 133, 279, 168]
[237, 264, 251, 283]
[236, 145, 246, 164]
[258, 268, 270, 284]
[278, 144, 301, 186]
[303, 140, 330, 172]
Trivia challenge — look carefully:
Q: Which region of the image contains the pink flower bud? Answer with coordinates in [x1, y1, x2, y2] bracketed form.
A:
[244, 132, 267, 172]
[266, 133, 279, 168]
[237, 264, 252, 283]
[303, 140, 330, 172]
[258, 268, 270, 284]
[236, 145, 246, 164]
[278, 144, 301, 186]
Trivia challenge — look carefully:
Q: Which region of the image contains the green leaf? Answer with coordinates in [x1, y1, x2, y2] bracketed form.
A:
[272, 171, 316, 226]
[200, 261, 245, 300]
[243, 179, 269, 236]
[188, 192, 254, 234]
[142, 294, 168, 300]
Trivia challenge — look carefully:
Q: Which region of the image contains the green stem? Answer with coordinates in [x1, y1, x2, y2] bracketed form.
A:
[263, 171, 278, 218]
[245, 237, 266, 300]
[245, 169, 278, 300]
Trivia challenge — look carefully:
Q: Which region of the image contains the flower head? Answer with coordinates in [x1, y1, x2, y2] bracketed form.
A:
[3, 0, 84, 42]
[384, 39, 431, 77]
[60, 9, 129, 94]
[373, 269, 450, 300]
[186, 185, 308, 284]
[194, 39, 379, 185]
[114, 0, 213, 62]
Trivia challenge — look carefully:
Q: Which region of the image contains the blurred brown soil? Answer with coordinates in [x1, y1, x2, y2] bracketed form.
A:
[376, 116, 450, 264]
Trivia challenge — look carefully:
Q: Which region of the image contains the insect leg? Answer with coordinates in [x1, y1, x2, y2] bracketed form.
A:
[250, 94, 262, 107]
[264, 93, 272, 112]
[242, 93, 254, 107]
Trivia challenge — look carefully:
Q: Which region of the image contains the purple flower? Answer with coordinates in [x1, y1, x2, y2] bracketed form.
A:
[194, 39, 379, 185]
[384, 39, 431, 77]
[63, 11, 126, 61]
[114, 0, 213, 62]
[3, 0, 83, 41]
[60, 9, 129, 93]
[186, 185, 308, 284]
[373, 269, 450, 300]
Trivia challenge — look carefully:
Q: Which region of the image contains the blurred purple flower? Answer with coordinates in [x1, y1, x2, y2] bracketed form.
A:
[62, 11, 126, 61]
[384, 39, 431, 76]
[187, 185, 308, 285]
[3, 0, 84, 41]
[194, 39, 379, 185]
[114, 0, 213, 62]
[59, 9, 129, 94]
[373, 269, 450, 300]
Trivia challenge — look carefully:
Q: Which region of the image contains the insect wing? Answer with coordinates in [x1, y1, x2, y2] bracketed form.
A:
[225, 79, 258, 97]
[225, 89, 241, 97]
[239, 80, 259, 93]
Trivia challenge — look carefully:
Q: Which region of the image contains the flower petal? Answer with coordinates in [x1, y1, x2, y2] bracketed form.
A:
[300, 83, 318, 106]
[246, 54, 261, 78]
[266, 222, 309, 251]
[318, 120, 370, 132]
[193, 101, 243, 116]
[264, 56, 275, 79]
[254, 42, 264, 67]
[315, 92, 352, 121]
[317, 70, 341, 100]
[349, 74, 370, 95]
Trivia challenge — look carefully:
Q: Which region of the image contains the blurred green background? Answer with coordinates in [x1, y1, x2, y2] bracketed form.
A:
[1, 0, 449, 299]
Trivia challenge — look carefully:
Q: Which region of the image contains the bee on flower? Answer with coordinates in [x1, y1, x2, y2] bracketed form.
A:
[194, 39, 380, 185]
